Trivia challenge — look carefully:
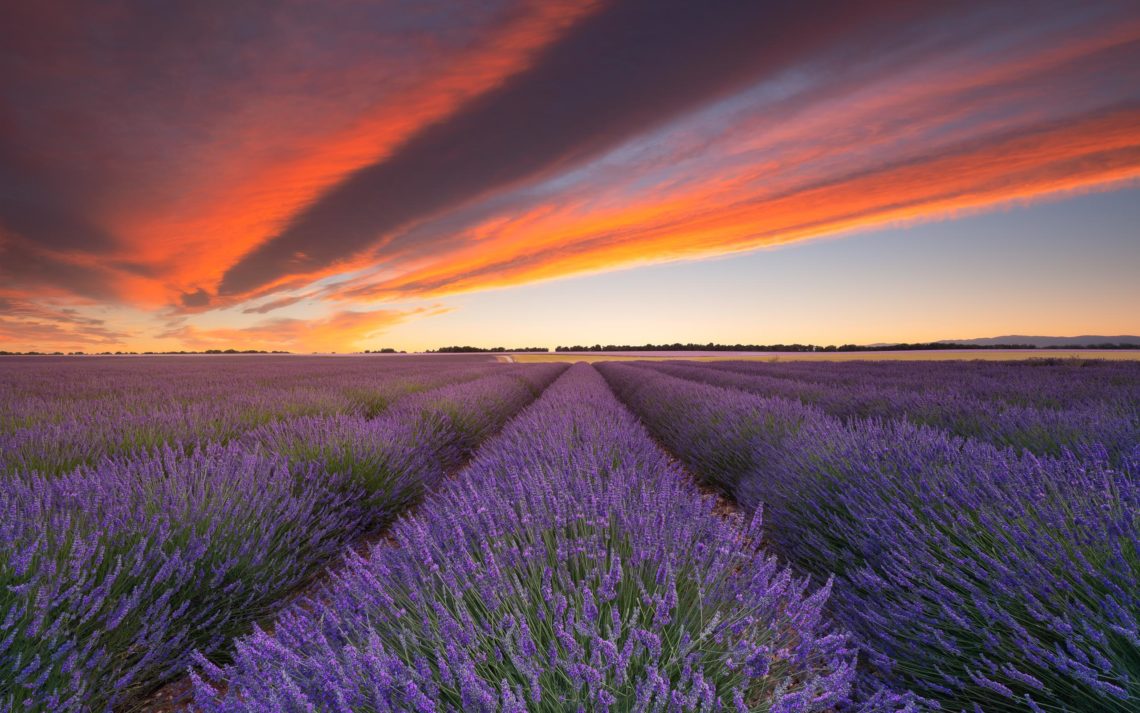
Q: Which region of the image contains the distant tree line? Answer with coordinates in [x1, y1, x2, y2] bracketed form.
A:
[553, 341, 1140, 352]
[6, 342, 1139, 357]
[428, 346, 550, 353]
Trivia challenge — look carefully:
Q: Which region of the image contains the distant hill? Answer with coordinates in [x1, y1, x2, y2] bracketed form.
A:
[938, 335, 1140, 348]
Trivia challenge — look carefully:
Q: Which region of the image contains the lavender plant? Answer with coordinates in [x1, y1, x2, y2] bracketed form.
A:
[0, 445, 364, 712]
[245, 369, 566, 525]
[708, 358, 1140, 411]
[600, 362, 1140, 711]
[191, 364, 858, 712]
[0, 363, 564, 711]
[0, 356, 502, 476]
[643, 360, 1138, 462]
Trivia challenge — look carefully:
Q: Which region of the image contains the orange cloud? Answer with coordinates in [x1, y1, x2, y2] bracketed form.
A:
[156, 306, 448, 353]
[0, 1, 599, 308]
[254, 9, 1140, 306]
[106, 1, 599, 306]
[329, 102, 1140, 302]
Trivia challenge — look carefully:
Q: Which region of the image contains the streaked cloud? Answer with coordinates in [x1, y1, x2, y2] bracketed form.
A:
[0, 297, 130, 350]
[240, 293, 314, 315]
[155, 306, 449, 353]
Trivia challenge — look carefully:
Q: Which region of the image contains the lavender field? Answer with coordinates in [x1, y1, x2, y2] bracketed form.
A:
[1, 355, 1137, 712]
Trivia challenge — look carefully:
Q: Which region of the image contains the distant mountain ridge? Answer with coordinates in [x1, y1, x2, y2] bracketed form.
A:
[938, 335, 1140, 348]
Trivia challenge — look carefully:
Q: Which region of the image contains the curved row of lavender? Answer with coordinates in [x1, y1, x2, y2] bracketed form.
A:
[641, 360, 1138, 462]
[0, 356, 504, 476]
[191, 363, 862, 712]
[599, 362, 1139, 712]
[0, 361, 566, 712]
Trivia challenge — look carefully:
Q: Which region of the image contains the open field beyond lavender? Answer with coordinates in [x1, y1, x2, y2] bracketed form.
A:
[514, 350, 1140, 363]
[1, 355, 1137, 712]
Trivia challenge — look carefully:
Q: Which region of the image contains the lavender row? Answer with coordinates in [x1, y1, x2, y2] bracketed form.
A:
[643, 361, 1138, 461]
[0, 355, 497, 429]
[0, 357, 501, 477]
[705, 358, 1140, 411]
[191, 363, 862, 712]
[0, 364, 565, 712]
[599, 362, 1139, 712]
[246, 365, 567, 527]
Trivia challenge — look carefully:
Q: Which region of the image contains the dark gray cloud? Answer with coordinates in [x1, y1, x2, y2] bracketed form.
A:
[0, 0, 522, 297]
[179, 288, 211, 308]
[0, 138, 120, 253]
[241, 293, 310, 314]
[0, 239, 121, 300]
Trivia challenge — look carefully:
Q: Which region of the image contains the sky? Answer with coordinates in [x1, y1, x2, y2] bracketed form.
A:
[1, 0, 1138, 353]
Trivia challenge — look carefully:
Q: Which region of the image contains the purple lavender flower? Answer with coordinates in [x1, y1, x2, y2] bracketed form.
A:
[191, 364, 854, 711]
[0, 358, 564, 711]
[599, 359, 1140, 711]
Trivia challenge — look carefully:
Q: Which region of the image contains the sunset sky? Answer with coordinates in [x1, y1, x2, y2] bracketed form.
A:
[2, 0, 1139, 353]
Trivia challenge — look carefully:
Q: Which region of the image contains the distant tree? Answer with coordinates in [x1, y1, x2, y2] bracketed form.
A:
[429, 345, 549, 353]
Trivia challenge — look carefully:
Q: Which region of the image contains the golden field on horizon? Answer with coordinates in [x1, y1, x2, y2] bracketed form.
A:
[509, 349, 1140, 363]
